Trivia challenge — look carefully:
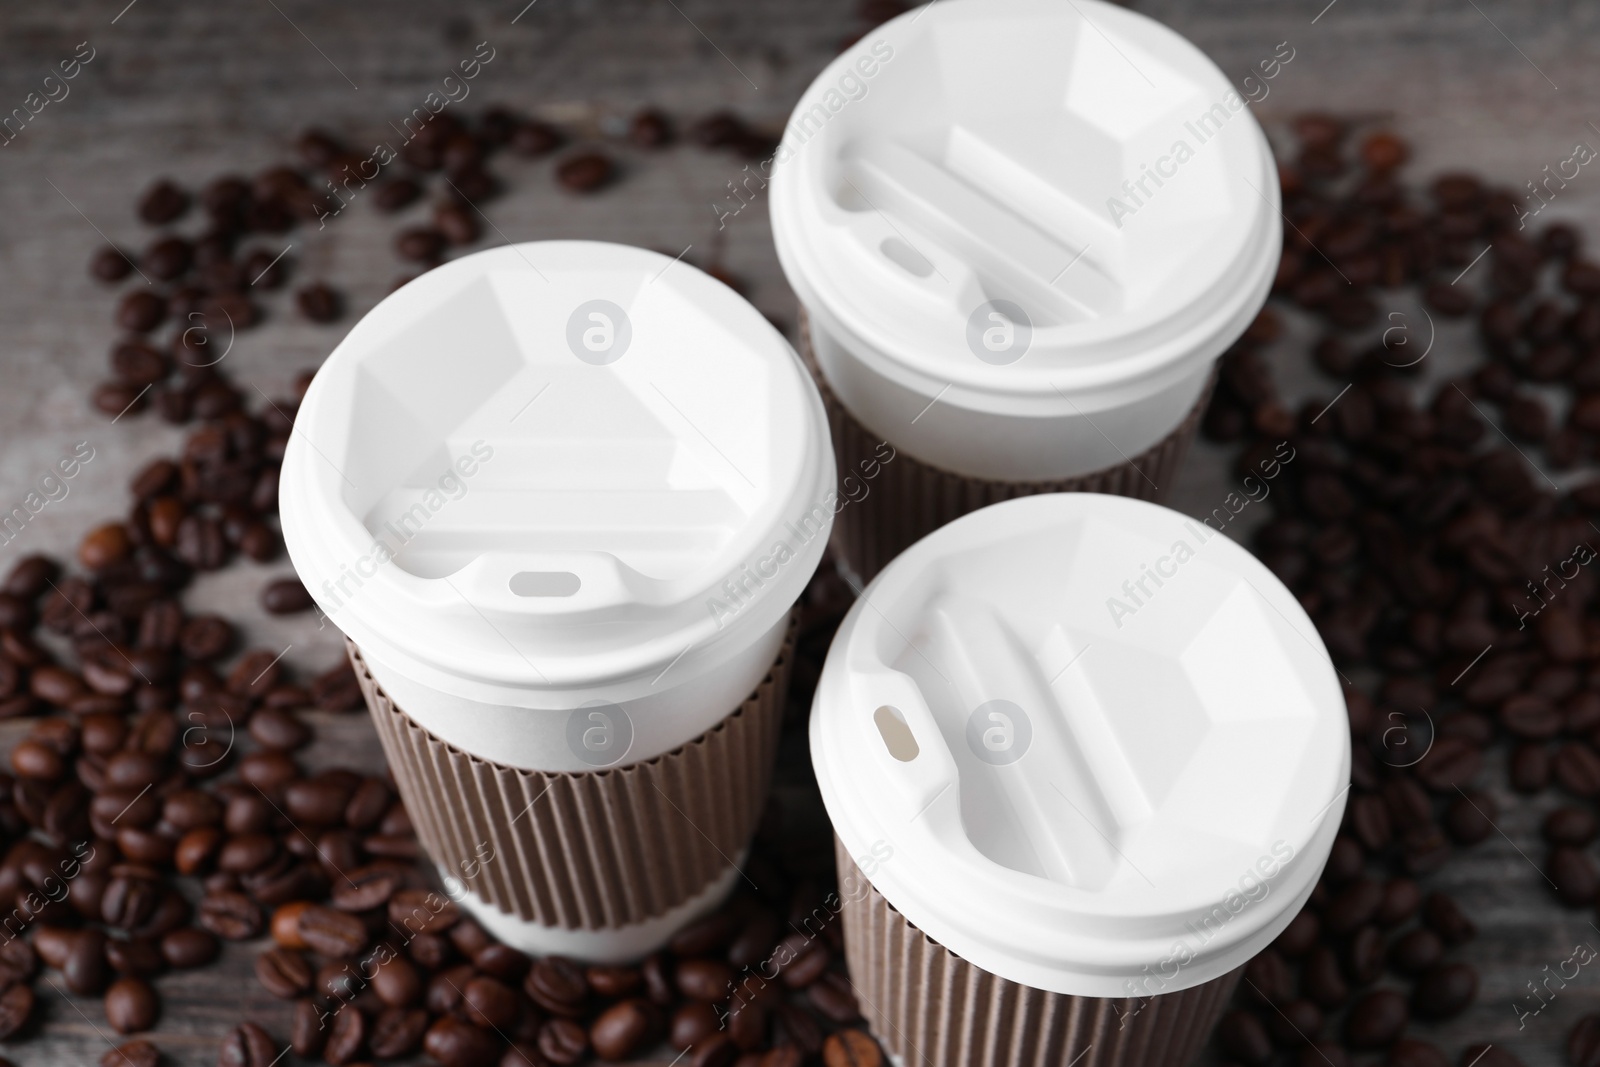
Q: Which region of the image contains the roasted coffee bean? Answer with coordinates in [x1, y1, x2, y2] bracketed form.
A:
[179, 615, 234, 661]
[284, 776, 352, 824]
[462, 974, 518, 1030]
[428, 962, 476, 1014]
[117, 826, 174, 866]
[0, 940, 37, 987]
[12, 740, 63, 780]
[1511, 743, 1552, 792]
[1274, 910, 1319, 957]
[372, 953, 423, 1007]
[1557, 742, 1600, 796]
[341, 777, 389, 830]
[65, 928, 110, 994]
[324, 1004, 367, 1065]
[1215, 1009, 1272, 1065]
[1443, 791, 1494, 845]
[199, 889, 263, 940]
[142, 235, 193, 280]
[1265, 998, 1323, 1047]
[425, 1015, 503, 1067]
[219, 832, 279, 873]
[1377, 878, 1422, 926]
[473, 943, 529, 983]
[371, 1005, 430, 1058]
[1386, 1038, 1449, 1067]
[389, 886, 456, 931]
[317, 959, 363, 1003]
[822, 1029, 883, 1067]
[1546, 805, 1599, 844]
[255, 946, 312, 998]
[218, 1021, 278, 1067]
[226, 649, 281, 697]
[782, 940, 830, 989]
[396, 227, 446, 263]
[803, 970, 857, 1022]
[1572, 1014, 1600, 1067]
[1344, 989, 1409, 1049]
[592, 998, 659, 1060]
[727, 999, 767, 1051]
[1302, 945, 1349, 1008]
[290, 998, 326, 1058]
[512, 119, 562, 156]
[677, 957, 735, 1001]
[625, 953, 668, 1008]
[296, 282, 342, 323]
[502, 1042, 546, 1067]
[671, 1000, 719, 1050]
[161, 926, 218, 969]
[117, 291, 168, 333]
[268, 901, 309, 950]
[238, 750, 299, 793]
[556, 152, 615, 193]
[1243, 948, 1293, 1005]
[92, 245, 135, 282]
[540, 1017, 590, 1064]
[259, 577, 313, 615]
[175, 826, 223, 875]
[409, 931, 452, 969]
[101, 1039, 160, 1067]
[1411, 961, 1478, 1020]
[435, 201, 480, 245]
[104, 935, 163, 978]
[80, 523, 133, 570]
[374, 177, 422, 212]
[526, 955, 588, 1016]
[773, 1003, 822, 1056]
[1422, 891, 1475, 943]
[105, 976, 159, 1034]
[0, 983, 34, 1039]
[163, 788, 222, 831]
[1389, 928, 1443, 976]
[690, 1034, 739, 1067]
[628, 108, 673, 148]
[1344, 925, 1386, 985]
[1323, 876, 1383, 934]
[582, 964, 641, 1000]
[224, 792, 274, 835]
[296, 902, 367, 957]
[332, 864, 401, 914]
[1548, 846, 1600, 905]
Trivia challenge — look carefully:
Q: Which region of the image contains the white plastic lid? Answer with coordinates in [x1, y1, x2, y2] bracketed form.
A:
[281, 241, 833, 708]
[812, 494, 1350, 997]
[771, 0, 1281, 418]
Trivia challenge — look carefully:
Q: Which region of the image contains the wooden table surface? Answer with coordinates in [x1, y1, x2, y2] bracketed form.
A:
[2, 0, 1600, 1063]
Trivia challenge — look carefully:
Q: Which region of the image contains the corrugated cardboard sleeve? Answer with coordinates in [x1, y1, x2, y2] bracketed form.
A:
[800, 310, 1215, 583]
[349, 616, 793, 932]
[836, 842, 1240, 1067]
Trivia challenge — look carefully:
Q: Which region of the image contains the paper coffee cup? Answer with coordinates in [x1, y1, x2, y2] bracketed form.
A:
[771, 0, 1280, 581]
[811, 494, 1349, 1067]
[281, 241, 835, 961]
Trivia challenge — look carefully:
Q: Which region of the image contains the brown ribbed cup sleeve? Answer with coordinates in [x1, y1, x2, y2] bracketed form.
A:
[836, 841, 1240, 1067]
[349, 617, 793, 932]
[801, 310, 1215, 583]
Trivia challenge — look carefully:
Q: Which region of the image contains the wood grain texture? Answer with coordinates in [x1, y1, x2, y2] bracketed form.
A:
[0, 0, 1596, 1063]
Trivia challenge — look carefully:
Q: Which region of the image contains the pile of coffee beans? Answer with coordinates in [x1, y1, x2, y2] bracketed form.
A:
[1201, 114, 1600, 1067]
